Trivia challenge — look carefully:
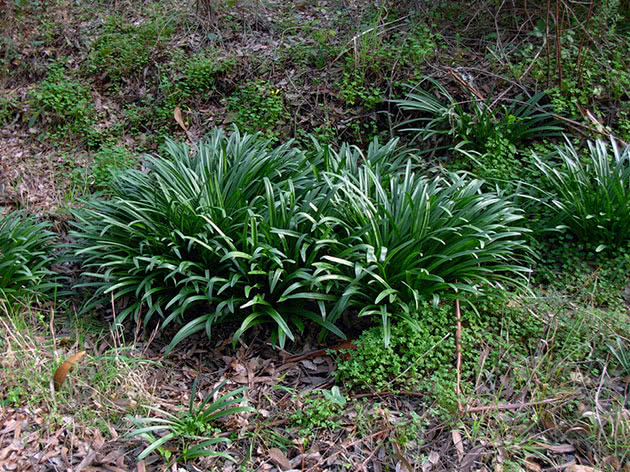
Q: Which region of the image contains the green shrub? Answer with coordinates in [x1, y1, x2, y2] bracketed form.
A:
[29, 63, 93, 133]
[71, 126, 535, 352]
[534, 138, 630, 248]
[182, 53, 235, 96]
[71, 129, 345, 351]
[0, 212, 57, 303]
[291, 387, 346, 437]
[88, 16, 173, 83]
[340, 69, 383, 109]
[226, 81, 287, 143]
[90, 145, 136, 190]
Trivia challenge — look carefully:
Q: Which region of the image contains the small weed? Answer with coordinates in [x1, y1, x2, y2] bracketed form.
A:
[89, 145, 136, 190]
[0, 93, 20, 125]
[340, 69, 383, 109]
[29, 62, 94, 136]
[88, 16, 173, 83]
[181, 53, 235, 96]
[608, 338, 630, 376]
[291, 387, 347, 438]
[533, 233, 630, 309]
[534, 138, 630, 248]
[334, 300, 543, 412]
[226, 80, 287, 143]
[0, 211, 57, 303]
[127, 378, 252, 462]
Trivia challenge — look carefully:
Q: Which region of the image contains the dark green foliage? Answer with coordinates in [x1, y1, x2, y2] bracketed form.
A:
[534, 234, 630, 309]
[340, 69, 383, 109]
[325, 163, 534, 342]
[534, 138, 630, 248]
[71, 129, 534, 351]
[29, 63, 93, 132]
[608, 338, 630, 376]
[182, 54, 235, 96]
[395, 79, 563, 156]
[0, 211, 57, 302]
[90, 145, 136, 190]
[290, 387, 347, 437]
[226, 81, 287, 143]
[0, 94, 20, 125]
[71, 128, 345, 350]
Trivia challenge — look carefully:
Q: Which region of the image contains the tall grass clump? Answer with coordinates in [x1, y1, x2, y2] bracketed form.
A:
[324, 164, 534, 343]
[534, 138, 630, 248]
[71, 128, 346, 350]
[72, 127, 534, 350]
[394, 78, 563, 154]
[0, 211, 57, 303]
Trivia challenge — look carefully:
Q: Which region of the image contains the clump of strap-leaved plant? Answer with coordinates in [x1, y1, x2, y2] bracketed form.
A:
[0, 211, 58, 305]
[70, 127, 533, 352]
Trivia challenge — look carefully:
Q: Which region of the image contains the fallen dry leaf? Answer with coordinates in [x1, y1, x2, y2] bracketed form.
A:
[566, 466, 597, 472]
[524, 457, 541, 472]
[268, 447, 291, 471]
[173, 106, 187, 132]
[452, 430, 464, 462]
[53, 351, 86, 391]
[428, 451, 439, 465]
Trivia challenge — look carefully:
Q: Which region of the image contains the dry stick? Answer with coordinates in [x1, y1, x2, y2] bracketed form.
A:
[575, 0, 594, 87]
[545, 0, 552, 88]
[465, 395, 572, 413]
[594, 363, 607, 437]
[359, 444, 382, 471]
[448, 69, 485, 102]
[555, 0, 563, 89]
[549, 111, 628, 146]
[455, 298, 463, 415]
[351, 391, 425, 399]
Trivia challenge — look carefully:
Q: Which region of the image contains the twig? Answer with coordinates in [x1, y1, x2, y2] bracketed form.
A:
[455, 299, 463, 415]
[549, 112, 628, 146]
[448, 69, 485, 102]
[304, 427, 395, 472]
[555, 0, 563, 89]
[351, 391, 425, 399]
[594, 363, 607, 434]
[545, 0, 552, 87]
[575, 0, 594, 87]
[465, 395, 572, 413]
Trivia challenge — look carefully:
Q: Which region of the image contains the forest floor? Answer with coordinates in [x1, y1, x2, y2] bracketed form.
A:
[1, 0, 629, 471]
